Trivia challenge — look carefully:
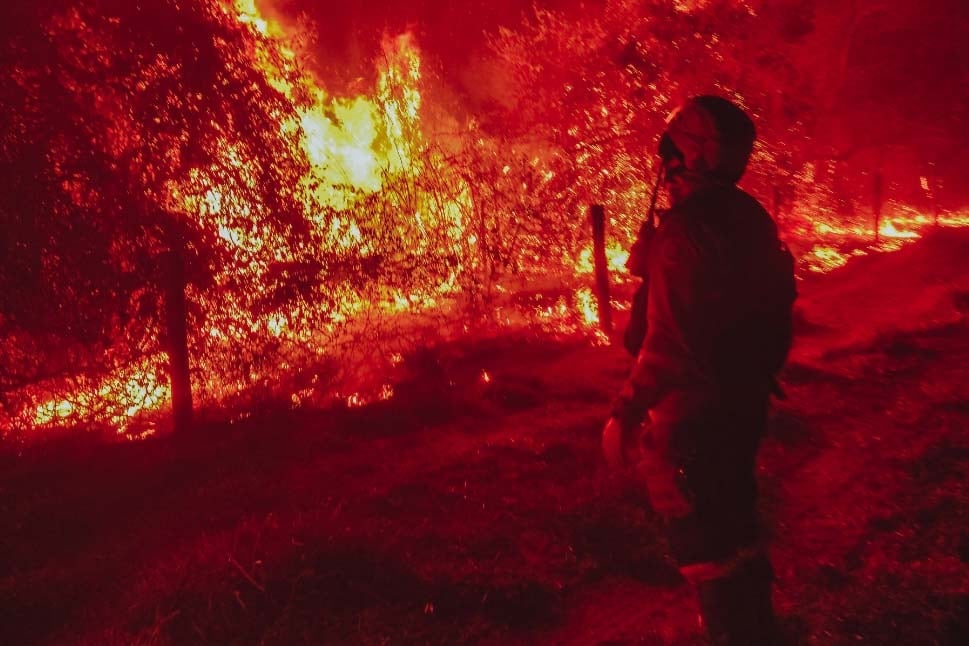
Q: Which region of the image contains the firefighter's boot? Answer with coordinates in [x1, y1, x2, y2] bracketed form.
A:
[695, 553, 780, 645]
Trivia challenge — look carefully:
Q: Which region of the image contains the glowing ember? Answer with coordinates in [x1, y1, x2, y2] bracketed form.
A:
[344, 384, 395, 409]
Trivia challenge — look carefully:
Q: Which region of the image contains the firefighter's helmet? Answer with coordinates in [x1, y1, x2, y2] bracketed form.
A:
[659, 95, 756, 184]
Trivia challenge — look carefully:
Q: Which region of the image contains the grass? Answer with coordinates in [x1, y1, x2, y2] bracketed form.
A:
[2, 230, 969, 644]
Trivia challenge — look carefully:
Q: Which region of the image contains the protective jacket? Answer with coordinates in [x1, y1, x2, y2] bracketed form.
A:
[619, 182, 792, 429]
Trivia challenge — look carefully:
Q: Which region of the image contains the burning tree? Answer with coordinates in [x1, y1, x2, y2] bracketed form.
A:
[0, 0, 328, 435]
[0, 0, 602, 438]
[483, 1, 820, 234]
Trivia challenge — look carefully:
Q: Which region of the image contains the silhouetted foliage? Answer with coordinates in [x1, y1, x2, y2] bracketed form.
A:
[0, 0, 315, 418]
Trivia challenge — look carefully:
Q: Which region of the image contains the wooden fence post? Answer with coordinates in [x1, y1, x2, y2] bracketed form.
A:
[872, 169, 883, 243]
[589, 204, 613, 334]
[164, 224, 193, 434]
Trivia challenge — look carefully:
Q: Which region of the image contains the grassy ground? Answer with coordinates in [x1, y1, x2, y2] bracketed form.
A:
[1, 229, 967, 645]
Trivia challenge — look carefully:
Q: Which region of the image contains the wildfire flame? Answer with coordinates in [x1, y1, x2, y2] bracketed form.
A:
[9, 0, 969, 438]
[31, 357, 169, 434]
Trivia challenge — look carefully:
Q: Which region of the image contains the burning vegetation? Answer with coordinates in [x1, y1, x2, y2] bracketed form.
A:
[1, 2, 968, 644]
[0, 0, 966, 437]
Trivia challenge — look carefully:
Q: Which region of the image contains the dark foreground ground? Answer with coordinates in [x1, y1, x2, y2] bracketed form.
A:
[2, 229, 968, 645]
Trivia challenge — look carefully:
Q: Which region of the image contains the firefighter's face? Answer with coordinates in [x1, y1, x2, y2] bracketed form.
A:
[663, 156, 691, 204]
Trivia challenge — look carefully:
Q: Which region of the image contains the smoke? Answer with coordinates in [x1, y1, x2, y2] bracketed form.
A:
[260, 0, 574, 97]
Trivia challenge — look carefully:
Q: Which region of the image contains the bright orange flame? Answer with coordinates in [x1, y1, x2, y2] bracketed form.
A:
[30, 358, 170, 433]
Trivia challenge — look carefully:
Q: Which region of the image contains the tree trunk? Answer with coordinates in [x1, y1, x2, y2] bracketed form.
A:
[872, 167, 884, 243]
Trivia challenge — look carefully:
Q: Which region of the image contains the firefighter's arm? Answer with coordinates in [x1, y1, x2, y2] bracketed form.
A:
[625, 220, 654, 278]
[611, 222, 702, 428]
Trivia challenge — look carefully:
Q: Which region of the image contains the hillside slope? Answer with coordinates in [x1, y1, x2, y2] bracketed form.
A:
[1, 228, 967, 645]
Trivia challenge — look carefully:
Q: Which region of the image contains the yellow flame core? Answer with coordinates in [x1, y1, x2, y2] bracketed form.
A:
[879, 220, 920, 239]
[232, 1, 423, 214]
[234, 0, 272, 36]
[32, 357, 170, 433]
[576, 242, 630, 275]
[574, 287, 599, 326]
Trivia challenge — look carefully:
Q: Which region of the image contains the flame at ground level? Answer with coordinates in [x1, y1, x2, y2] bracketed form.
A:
[801, 209, 969, 273]
[29, 357, 169, 436]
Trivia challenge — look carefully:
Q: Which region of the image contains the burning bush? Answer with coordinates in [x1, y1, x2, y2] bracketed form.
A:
[0, 0, 604, 437]
[0, 0, 319, 434]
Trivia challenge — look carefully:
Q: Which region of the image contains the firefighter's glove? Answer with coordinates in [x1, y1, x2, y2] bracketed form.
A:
[602, 417, 638, 470]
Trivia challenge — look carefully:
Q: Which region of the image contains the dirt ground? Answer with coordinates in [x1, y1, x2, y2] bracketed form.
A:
[1, 229, 967, 645]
